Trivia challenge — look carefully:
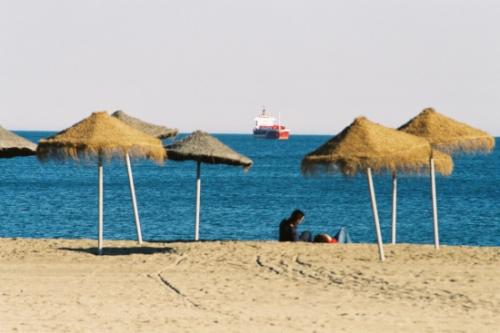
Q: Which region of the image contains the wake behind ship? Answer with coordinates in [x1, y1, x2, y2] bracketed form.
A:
[253, 108, 290, 140]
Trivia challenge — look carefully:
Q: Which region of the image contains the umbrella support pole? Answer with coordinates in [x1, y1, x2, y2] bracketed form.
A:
[367, 168, 385, 261]
[195, 161, 201, 241]
[125, 153, 143, 245]
[391, 172, 397, 244]
[430, 158, 440, 250]
[98, 157, 104, 255]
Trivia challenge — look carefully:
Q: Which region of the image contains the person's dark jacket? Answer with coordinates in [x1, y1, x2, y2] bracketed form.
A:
[279, 219, 297, 242]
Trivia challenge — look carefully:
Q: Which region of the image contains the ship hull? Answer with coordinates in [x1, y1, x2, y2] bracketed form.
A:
[253, 128, 290, 140]
[265, 130, 289, 140]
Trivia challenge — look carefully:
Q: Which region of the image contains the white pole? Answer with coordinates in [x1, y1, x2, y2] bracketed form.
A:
[430, 158, 440, 250]
[98, 157, 104, 255]
[194, 161, 201, 241]
[125, 153, 143, 244]
[391, 172, 398, 244]
[367, 168, 385, 261]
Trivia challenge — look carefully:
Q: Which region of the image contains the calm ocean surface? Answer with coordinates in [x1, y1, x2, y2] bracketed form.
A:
[1, 132, 499, 246]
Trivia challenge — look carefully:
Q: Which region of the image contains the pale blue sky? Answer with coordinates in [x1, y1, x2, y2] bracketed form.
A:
[1, 0, 499, 134]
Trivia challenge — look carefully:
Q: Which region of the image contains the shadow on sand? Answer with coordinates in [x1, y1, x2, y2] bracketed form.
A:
[59, 246, 176, 256]
[145, 239, 217, 244]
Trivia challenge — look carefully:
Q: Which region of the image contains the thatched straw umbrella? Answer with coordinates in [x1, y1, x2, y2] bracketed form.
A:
[0, 125, 37, 158]
[111, 110, 178, 242]
[399, 108, 495, 153]
[302, 117, 453, 261]
[166, 131, 252, 240]
[37, 111, 166, 254]
[399, 108, 494, 249]
[111, 111, 178, 139]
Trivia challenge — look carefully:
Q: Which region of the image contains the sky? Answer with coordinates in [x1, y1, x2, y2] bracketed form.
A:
[1, 0, 499, 135]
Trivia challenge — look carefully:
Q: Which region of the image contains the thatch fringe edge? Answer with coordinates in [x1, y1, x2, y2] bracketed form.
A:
[0, 148, 37, 159]
[36, 143, 166, 164]
[301, 154, 453, 177]
[167, 150, 252, 171]
[431, 135, 495, 154]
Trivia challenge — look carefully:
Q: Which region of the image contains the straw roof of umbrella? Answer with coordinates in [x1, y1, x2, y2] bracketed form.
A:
[301, 117, 453, 176]
[37, 111, 166, 163]
[166, 130, 253, 170]
[111, 110, 178, 139]
[0, 125, 37, 158]
[399, 108, 495, 154]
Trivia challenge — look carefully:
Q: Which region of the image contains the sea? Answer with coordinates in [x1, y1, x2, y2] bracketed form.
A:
[1, 132, 499, 246]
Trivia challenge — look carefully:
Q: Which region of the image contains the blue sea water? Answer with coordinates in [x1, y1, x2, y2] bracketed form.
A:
[1, 132, 499, 246]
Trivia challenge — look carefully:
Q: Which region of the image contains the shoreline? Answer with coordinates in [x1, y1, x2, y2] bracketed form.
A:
[4, 236, 500, 248]
[1, 238, 499, 332]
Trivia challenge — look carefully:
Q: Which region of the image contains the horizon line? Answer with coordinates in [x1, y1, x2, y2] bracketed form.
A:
[11, 128, 338, 136]
[11, 129, 500, 137]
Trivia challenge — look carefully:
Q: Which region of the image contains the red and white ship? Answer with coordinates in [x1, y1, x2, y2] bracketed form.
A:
[252, 108, 290, 140]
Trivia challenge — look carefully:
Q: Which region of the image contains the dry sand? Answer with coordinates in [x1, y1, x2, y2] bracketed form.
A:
[0, 238, 499, 333]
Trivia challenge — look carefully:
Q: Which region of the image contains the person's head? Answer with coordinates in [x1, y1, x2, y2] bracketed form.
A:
[313, 234, 332, 243]
[289, 209, 305, 225]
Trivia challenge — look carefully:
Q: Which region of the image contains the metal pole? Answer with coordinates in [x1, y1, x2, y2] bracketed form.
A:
[195, 161, 201, 241]
[391, 172, 398, 244]
[367, 168, 385, 261]
[98, 157, 104, 255]
[125, 153, 143, 244]
[430, 158, 440, 250]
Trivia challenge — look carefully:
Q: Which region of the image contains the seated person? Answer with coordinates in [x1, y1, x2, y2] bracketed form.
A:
[279, 209, 312, 242]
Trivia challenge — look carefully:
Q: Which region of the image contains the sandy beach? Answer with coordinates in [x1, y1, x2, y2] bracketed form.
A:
[0, 238, 499, 333]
